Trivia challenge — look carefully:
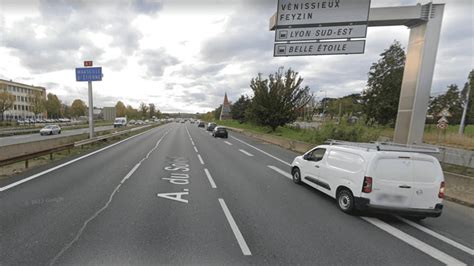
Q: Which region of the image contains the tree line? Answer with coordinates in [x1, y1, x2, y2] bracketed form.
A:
[205, 41, 473, 131]
[0, 88, 162, 121]
[114, 101, 161, 120]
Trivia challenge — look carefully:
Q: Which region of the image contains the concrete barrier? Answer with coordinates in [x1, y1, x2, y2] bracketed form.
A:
[0, 134, 88, 161]
[435, 147, 474, 168]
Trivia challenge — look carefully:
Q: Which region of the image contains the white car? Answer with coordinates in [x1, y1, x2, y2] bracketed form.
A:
[113, 117, 127, 128]
[40, 125, 61, 135]
[290, 140, 444, 219]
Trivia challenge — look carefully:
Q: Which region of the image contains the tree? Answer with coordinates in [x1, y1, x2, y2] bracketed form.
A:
[231, 95, 251, 123]
[139, 102, 148, 119]
[362, 41, 406, 126]
[213, 105, 222, 120]
[246, 68, 313, 131]
[61, 103, 71, 118]
[428, 84, 463, 124]
[45, 93, 62, 118]
[115, 101, 127, 117]
[30, 91, 46, 118]
[149, 103, 156, 118]
[0, 90, 15, 121]
[70, 99, 87, 117]
[126, 105, 139, 119]
[460, 70, 474, 127]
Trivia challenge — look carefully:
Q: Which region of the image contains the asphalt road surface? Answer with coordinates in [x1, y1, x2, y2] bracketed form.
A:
[0, 125, 114, 147]
[0, 123, 473, 265]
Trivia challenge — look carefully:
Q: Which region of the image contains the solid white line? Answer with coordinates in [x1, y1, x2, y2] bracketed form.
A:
[194, 146, 199, 153]
[239, 149, 254, 157]
[267, 165, 292, 180]
[218, 198, 252, 256]
[398, 216, 474, 256]
[0, 127, 159, 192]
[231, 136, 291, 166]
[224, 141, 233, 146]
[362, 217, 466, 265]
[197, 154, 204, 165]
[204, 168, 217, 188]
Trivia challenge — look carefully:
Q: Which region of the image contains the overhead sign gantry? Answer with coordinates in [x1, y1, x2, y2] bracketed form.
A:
[270, 1, 445, 145]
[274, 0, 371, 57]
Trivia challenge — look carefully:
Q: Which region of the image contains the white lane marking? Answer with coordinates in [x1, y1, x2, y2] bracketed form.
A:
[224, 141, 233, 146]
[398, 216, 474, 256]
[0, 126, 165, 192]
[267, 165, 292, 180]
[238, 149, 254, 157]
[191, 141, 195, 146]
[204, 168, 217, 188]
[197, 154, 204, 165]
[121, 163, 141, 184]
[194, 146, 199, 153]
[218, 198, 252, 256]
[362, 217, 466, 266]
[231, 136, 291, 166]
[50, 131, 169, 265]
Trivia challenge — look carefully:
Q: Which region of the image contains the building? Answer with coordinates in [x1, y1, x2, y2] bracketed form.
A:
[219, 92, 232, 120]
[0, 79, 47, 120]
[102, 107, 116, 121]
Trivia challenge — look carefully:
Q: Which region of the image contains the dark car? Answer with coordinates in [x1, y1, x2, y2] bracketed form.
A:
[212, 126, 228, 138]
[206, 122, 217, 131]
[198, 121, 206, 128]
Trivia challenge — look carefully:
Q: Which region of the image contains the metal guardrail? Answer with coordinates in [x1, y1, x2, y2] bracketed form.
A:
[0, 125, 154, 169]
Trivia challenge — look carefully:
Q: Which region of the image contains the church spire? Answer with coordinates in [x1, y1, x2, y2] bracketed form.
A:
[219, 92, 232, 120]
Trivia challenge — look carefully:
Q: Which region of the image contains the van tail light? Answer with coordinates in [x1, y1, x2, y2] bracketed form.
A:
[438, 181, 445, 199]
[362, 176, 373, 193]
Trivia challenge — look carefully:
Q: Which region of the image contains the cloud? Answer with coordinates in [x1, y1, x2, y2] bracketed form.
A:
[138, 48, 180, 78]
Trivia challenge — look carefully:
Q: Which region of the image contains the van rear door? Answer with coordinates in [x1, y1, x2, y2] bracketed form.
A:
[409, 155, 443, 209]
[370, 155, 413, 208]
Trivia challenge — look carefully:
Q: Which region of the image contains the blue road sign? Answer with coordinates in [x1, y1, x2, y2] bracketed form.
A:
[76, 67, 102, 82]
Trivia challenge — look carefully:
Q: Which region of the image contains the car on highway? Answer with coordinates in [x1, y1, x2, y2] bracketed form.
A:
[197, 121, 206, 128]
[113, 117, 128, 128]
[291, 140, 444, 220]
[206, 122, 217, 131]
[212, 126, 228, 138]
[39, 125, 61, 135]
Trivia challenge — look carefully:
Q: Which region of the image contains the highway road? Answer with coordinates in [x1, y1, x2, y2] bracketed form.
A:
[0, 122, 473, 265]
[0, 125, 114, 147]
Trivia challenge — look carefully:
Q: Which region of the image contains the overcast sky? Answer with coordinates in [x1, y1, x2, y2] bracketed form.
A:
[0, 0, 472, 113]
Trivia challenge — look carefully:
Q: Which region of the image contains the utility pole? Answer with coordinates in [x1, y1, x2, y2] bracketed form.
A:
[88, 81, 94, 138]
[459, 84, 470, 134]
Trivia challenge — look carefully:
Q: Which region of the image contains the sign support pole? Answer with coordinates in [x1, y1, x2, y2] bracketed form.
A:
[88, 81, 94, 139]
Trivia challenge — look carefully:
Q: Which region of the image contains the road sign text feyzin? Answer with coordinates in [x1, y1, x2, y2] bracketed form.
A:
[279, 0, 340, 21]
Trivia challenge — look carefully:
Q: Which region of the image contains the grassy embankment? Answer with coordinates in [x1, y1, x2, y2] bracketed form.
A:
[210, 119, 474, 176]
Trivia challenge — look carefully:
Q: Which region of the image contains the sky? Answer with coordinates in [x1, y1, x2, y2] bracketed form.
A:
[0, 0, 473, 113]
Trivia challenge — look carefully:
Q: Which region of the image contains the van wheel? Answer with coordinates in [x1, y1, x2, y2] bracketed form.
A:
[337, 189, 355, 214]
[292, 168, 301, 184]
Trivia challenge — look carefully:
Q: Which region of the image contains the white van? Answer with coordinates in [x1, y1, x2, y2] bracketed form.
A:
[113, 117, 127, 128]
[290, 140, 444, 219]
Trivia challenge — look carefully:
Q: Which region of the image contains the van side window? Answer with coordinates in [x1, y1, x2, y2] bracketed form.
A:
[306, 148, 326, 162]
